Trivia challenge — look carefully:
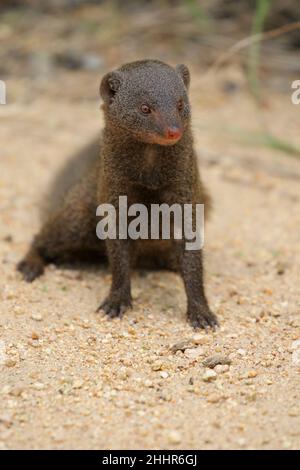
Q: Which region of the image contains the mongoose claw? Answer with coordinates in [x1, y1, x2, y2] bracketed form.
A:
[17, 257, 44, 282]
[187, 306, 219, 331]
[97, 296, 132, 319]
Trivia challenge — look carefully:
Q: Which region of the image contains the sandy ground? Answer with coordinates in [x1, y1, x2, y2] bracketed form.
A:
[1, 61, 300, 449]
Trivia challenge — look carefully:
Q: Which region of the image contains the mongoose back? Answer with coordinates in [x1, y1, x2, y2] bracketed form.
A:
[18, 59, 218, 329]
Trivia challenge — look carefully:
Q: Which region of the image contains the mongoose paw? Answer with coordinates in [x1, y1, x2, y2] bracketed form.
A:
[97, 295, 132, 319]
[187, 305, 219, 330]
[17, 257, 44, 282]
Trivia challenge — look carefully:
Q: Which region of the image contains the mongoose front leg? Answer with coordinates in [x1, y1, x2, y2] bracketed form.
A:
[98, 239, 132, 318]
[178, 244, 218, 329]
[163, 185, 218, 329]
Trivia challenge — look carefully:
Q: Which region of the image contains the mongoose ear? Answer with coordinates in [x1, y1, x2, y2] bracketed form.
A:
[100, 71, 121, 105]
[175, 64, 190, 89]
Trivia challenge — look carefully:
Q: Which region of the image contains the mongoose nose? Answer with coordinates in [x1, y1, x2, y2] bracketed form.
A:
[165, 127, 182, 141]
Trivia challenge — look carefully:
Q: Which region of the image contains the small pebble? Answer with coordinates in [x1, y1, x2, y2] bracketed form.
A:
[207, 393, 222, 403]
[0, 413, 13, 427]
[9, 386, 24, 397]
[31, 313, 43, 321]
[288, 408, 299, 417]
[33, 382, 45, 391]
[144, 380, 153, 388]
[160, 371, 169, 379]
[152, 360, 163, 371]
[291, 339, 300, 350]
[170, 340, 194, 353]
[237, 437, 246, 447]
[214, 364, 230, 374]
[168, 430, 181, 445]
[4, 359, 16, 368]
[192, 333, 210, 345]
[247, 370, 258, 378]
[73, 380, 84, 389]
[291, 349, 300, 366]
[184, 347, 204, 359]
[202, 370, 217, 382]
[202, 354, 231, 369]
[237, 349, 246, 357]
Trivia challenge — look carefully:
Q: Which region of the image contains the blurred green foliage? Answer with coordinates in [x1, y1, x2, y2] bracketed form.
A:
[247, 0, 272, 101]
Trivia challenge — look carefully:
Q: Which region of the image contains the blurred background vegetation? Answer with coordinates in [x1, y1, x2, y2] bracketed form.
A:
[0, 0, 299, 155]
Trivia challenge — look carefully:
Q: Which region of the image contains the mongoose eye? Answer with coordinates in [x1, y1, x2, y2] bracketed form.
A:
[141, 104, 151, 114]
[177, 99, 184, 111]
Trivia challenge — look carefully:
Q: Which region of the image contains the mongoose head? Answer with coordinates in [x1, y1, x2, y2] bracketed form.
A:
[100, 60, 191, 146]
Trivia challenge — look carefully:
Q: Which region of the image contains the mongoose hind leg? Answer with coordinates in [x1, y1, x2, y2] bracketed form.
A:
[17, 248, 45, 282]
[18, 179, 103, 282]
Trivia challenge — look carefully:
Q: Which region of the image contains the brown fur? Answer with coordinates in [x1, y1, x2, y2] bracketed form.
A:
[17, 60, 218, 329]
